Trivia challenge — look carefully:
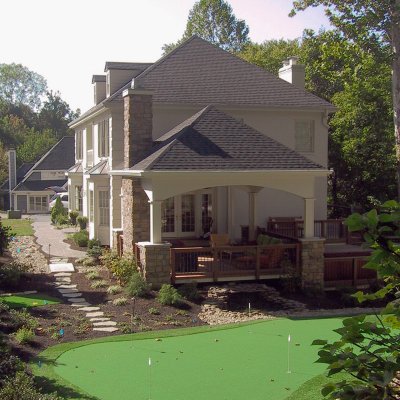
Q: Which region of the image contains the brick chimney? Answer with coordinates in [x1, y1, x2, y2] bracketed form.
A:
[279, 57, 305, 90]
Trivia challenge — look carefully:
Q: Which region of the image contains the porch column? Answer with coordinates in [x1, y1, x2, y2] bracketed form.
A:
[248, 191, 257, 241]
[150, 200, 162, 244]
[227, 187, 234, 241]
[304, 198, 315, 238]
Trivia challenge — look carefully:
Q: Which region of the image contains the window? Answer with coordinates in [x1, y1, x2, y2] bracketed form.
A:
[89, 190, 94, 222]
[76, 131, 83, 159]
[29, 196, 48, 212]
[162, 197, 175, 233]
[98, 119, 109, 157]
[98, 190, 110, 226]
[295, 121, 315, 152]
[75, 185, 82, 212]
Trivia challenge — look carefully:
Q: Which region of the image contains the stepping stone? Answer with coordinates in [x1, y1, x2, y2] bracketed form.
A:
[56, 277, 71, 283]
[86, 311, 104, 318]
[23, 290, 37, 295]
[49, 263, 74, 273]
[58, 288, 79, 294]
[67, 297, 87, 303]
[90, 317, 110, 322]
[93, 321, 117, 327]
[54, 272, 72, 277]
[55, 284, 77, 289]
[71, 302, 90, 307]
[77, 306, 100, 312]
[93, 327, 119, 333]
[62, 292, 82, 298]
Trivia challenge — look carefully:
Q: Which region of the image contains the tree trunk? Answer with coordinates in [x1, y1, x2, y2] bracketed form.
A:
[392, 0, 400, 200]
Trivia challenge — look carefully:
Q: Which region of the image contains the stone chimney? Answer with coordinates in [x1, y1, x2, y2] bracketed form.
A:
[278, 57, 305, 89]
[8, 149, 16, 209]
[92, 75, 106, 105]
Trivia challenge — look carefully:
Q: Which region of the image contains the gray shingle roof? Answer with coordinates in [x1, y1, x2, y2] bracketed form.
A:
[34, 136, 75, 170]
[131, 106, 324, 171]
[0, 163, 34, 190]
[92, 75, 106, 83]
[67, 162, 83, 173]
[104, 62, 153, 72]
[13, 179, 67, 192]
[134, 36, 334, 109]
[87, 160, 109, 175]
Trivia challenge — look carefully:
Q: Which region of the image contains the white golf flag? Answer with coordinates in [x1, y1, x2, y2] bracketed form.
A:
[288, 334, 291, 342]
[149, 357, 152, 366]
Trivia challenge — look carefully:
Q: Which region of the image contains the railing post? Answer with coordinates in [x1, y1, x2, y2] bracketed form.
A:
[170, 249, 176, 285]
[255, 245, 260, 280]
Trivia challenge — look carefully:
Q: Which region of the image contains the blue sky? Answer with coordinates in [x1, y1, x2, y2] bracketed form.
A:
[1, 0, 330, 112]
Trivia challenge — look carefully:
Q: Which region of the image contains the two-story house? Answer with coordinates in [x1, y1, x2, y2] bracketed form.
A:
[68, 36, 334, 287]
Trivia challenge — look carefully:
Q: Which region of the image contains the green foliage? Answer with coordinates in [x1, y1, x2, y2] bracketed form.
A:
[0, 351, 23, 388]
[157, 284, 183, 306]
[148, 307, 160, 315]
[85, 271, 100, 280]
[90, 280, 107, 289]
[71, 230, 88, 247]
[102, 252, 137, 285]
[50, 197, 67, 224]
[87, 245, 102, 261]
[0, 220, 13, 256]
[126, 273, 150, 298]
[87, 238, 101, 249]
[106, 285, 122, 295]
[9, 308, 39, 330]
[312, 202, 400, 399]
[177, 282, 201, 301]
[0, 371, 61, 400]
[14, 327, 34, 344]
[112, 297, 128, 306]
[76, 216, 88, 231]
[0, 262, 29, 288]
[68, 211, 78, 226]
[162, 0, 249, 54]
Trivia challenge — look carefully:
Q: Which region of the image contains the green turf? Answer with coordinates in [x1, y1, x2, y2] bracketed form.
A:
[0, 293, 60, 308]
[34, 318, 344, 400]
[2, 218, 34, 236]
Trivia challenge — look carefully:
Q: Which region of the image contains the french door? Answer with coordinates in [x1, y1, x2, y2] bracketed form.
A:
[161, 191, 214, 238]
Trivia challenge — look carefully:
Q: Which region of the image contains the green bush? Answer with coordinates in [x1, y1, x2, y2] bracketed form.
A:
[102, 252, 137, 284]
[88, 238, 101, 249]
[0, 371, 61, 399]
[0, 351, 23, 388]
[9, 309, 39, 330]
[72, 230, 89, 247]
[107, 285, 122, 295]
[157, 284, 182, 306]
[55, 214, 69, 226]
[112, 297, 128, 306]
[126, 273, 150, 297]
[87, 245, 102, 261]
[0, 220, 13, 256]
[178, 282, 200, 301]
[69, 210, 79, 226]
[14, 327, 34, 344]
[50, 197, 67, 224]
[148, 307, 160, 315]
[77, 216, 88, 230]
[90, 280, 107, 289]
[100, 249, 119, 268]
[0, 262, 29, 289]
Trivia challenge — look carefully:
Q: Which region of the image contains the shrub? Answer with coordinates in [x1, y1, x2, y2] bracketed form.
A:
[157, 284, 182, 306]
[0, 262, 30, 289]
[126, 273, 150, 297]
[55, 214, 69, 226]
[100, 249, 119, 268]
[0, 220, 13, 256]
[85, 271, 100, 280]
[69, 210, 79, 226]
[178, 282, 200, 301]
[77, 216, 88, 231]
[148, 307, 160, 315]
[113, 297, 128, 306]
[82, 257, 96, 267]
[0, 371, 61, 399]
[87, 245, 102, 261]
[88, 238, 101, 249]
[9, 309, 39, 330]
[72, 230, 89, 247]
[105, 254, 137, 284]
[14, 327, 34, 344]
[107, 285, 122, 295]
[51, 197, 67, 224]
[90, 280, 107, 289]
[0, 349, 23, 388]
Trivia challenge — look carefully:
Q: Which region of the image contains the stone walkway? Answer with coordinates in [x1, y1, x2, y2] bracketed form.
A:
[50, 258, 118, 333]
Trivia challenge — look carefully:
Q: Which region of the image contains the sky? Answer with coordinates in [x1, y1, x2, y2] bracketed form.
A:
[1, 0, 330, 113]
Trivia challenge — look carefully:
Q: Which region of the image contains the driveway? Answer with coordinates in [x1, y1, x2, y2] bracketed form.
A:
[31, 214, 87, 259]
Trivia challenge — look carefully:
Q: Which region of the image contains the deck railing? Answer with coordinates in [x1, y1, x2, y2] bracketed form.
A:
[170, 243, 300, 283]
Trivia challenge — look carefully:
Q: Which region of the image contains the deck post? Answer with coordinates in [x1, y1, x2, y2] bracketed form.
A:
[303, 198, 315, 238]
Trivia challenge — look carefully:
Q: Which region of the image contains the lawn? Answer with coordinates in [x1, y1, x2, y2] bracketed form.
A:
[2, 218, 34, 236]
[0, 293, 60, 309]
[34, 318, 344, 400]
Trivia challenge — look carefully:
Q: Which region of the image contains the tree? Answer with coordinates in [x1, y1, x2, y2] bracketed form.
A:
[0, 63, 47, 111]
[239, 39, 301, 75]
[162, 0, 249, 54]
[313, 201, 400, 399]
[16, 129, 57, 164]
[290, 0, 400, 199]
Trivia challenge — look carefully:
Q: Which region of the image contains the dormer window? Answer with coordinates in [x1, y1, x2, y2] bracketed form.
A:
[295, 120, 314, 152]
[98, 119, 109, 157]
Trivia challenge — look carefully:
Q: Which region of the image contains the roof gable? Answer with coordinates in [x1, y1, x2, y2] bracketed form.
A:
[131, 106, 324, 171]
[34, 136, 75, 171]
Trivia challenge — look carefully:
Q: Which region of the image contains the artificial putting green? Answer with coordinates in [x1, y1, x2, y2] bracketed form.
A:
[0, 293, 60, 309]
[35, 317, 344, 400]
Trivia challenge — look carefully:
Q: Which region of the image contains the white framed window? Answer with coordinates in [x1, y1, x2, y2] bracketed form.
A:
[98, 190, 110, 226]
[76, 130, 83, 160]
[98, 119, 109, 157]
[295, 121, 315, 152]
[29, 196, 48, 212]
[75, 185, 82, 212]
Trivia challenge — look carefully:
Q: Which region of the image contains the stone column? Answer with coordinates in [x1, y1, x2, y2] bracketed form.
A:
[300, 238, 325, 290]
[137, 242, 171, 289]
[304, 198, 315, 238]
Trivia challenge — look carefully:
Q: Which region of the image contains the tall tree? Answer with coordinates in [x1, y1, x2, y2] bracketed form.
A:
[0, 63, 47, 111]
[162, 0, 249, 55]
[290, 0, 400, 199]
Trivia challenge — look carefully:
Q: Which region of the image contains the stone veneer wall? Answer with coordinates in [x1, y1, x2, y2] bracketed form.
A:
[137, 242, 171, 288]
[299, 238, 325, 290]
[122, 91, 153, 254]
